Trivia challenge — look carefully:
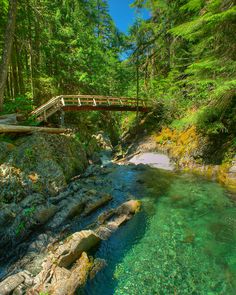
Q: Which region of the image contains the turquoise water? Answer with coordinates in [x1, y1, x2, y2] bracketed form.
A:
[83, 168, 236, 295]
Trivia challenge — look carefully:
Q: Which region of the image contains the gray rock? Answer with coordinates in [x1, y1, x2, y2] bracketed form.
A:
[34, 205, 58, 224]
[0, 203, 18, 227]
[19, 193, 45, 208]
[83, 194, 112, 216]
[0, 133, 90, 203]
[0, 142, 15, 163]
[47, 195, 84, 228]
[0, 271, 33, 295]
[90, 258, 107, 279]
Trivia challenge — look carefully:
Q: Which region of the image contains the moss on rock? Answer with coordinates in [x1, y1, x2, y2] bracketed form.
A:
[0, 133, 97, 203]
[154, 126, 236, 192]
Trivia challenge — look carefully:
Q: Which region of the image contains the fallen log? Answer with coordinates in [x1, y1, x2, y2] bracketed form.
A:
[0, 124, 70, 134]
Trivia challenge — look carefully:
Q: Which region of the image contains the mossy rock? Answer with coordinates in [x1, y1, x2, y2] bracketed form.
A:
[0, 142, 15, 163]
[0, 133, 90, 203]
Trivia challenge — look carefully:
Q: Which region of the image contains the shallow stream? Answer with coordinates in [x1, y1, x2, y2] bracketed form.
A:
[82, 153, 236, 295]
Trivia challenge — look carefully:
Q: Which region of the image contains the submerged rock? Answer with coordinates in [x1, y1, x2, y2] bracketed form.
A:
[90, 258, 107, 280]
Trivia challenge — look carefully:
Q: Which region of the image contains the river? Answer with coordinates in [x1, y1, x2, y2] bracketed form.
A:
[81, 152, 236, 295]
[1, 152, 236, 294]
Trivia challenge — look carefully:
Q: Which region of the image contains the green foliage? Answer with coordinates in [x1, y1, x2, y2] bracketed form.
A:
[0, 0, 8, 14]
[1, 0, 129, 115]
[120, 112, 137, 133]
[128, 0, 236, 138]
[196, 103, 233, 135]
[180, 0, 204, 12]
[23, 206, 36, 217]
[171, 112, 199, 130]
[24, 148, 35, 161]
[3, 96, 34, 114]
[0, 134, 15, 144]
[0, 0, 235, 142]
[15, 221, 25, 236]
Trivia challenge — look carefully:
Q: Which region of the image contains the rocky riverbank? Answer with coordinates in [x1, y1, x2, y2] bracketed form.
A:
[117, 125, 236, 192]
[0, 197, 140, 295]
[0, 133, 101, 203]
[0, 133, 143, 294]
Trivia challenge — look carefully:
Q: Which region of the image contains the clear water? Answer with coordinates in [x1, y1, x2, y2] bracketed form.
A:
[82, 167, 236, 295]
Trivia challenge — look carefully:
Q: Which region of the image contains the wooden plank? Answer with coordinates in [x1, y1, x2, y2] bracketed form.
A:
[31, 96, 62, 115]
[0, 124, 70, 134]
[63, 99, 139, 105]
[62, 95, 141, 101]
[61, 97, 65, 106]
[62, 105, 150, 112]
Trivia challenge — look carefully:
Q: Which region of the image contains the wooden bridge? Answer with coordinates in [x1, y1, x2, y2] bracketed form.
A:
[31, 95, 150, 122]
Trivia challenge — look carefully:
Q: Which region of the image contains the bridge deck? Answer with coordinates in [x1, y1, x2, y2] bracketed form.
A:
[31, 95, 150, 122]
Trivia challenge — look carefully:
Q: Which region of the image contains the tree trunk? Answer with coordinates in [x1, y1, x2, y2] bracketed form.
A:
[32, 17, 41, 105]
[15, 39, 25, 95]
[11, 44, 19, 97]
[0, 0, 18, 112]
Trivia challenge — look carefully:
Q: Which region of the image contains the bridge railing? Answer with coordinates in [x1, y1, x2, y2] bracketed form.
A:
[31, 96, 62, 118]
[31, 95, 149, 122]
[61, 95, 148, 107]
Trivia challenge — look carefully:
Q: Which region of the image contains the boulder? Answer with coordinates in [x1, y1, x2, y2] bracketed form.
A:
[83, 193, 112, 216]
[47, 252, 92, 295]
[29, 230, 100, 294]
[0, 271, 33, 295]
[0, 202, 57, 257]
[0, 203, 18, 227]
[48, 192, 112, 228]
[54, 230, 100, 268]
[96, 200, 141, 239]
[34, 205, 58, 224]
[0, 200, 141, 295]
[0, 133, 89, 203]
[93, 131, 112, 150]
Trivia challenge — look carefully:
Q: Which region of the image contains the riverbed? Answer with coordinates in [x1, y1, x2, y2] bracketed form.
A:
[82, 152, 236, 295]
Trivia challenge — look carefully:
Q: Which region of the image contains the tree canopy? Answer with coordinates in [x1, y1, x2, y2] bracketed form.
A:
[0, 0, 235, 136]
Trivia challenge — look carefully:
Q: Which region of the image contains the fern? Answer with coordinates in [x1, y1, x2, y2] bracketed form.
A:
[180, 0, 203, 12]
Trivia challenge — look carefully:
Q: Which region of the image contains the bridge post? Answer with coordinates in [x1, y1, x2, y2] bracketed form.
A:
[43, 110, 47, 122]
[60, 110, 65, 127]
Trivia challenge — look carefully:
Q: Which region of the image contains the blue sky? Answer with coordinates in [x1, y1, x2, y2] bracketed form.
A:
[108, 0, 150, 34]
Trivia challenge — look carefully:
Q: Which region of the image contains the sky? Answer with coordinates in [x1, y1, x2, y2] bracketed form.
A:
[108, 0, 150, 34]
